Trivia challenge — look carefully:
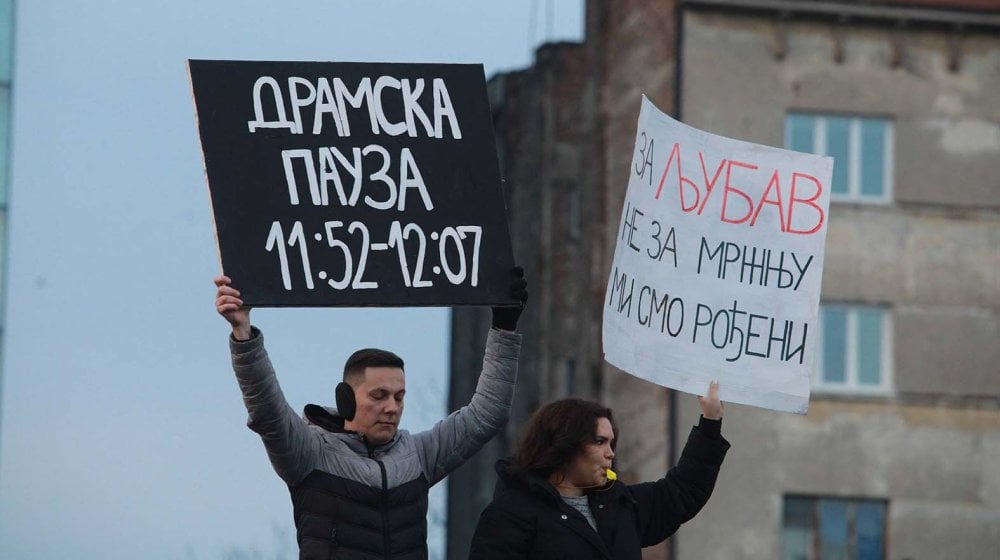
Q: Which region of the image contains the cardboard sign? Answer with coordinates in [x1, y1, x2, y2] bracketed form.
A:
[603, 97, 833, 414]
[189, 60, 517, 307]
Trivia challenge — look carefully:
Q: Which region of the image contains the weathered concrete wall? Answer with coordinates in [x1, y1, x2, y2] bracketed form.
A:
[677, 7, 1000, 560]
[450, 2, 1000, 559]
[679, 10, 1000, 391]
[681, 13, 1000, 210]
[676, 398, 1000, 559]
[823, 206, 1000, 308]
[894, 306, 1000, 397]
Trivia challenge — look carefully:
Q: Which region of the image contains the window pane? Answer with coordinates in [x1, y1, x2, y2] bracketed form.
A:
[859, 119, 886, 197]
[783, 497, 815, 560]
[826, 117, 850, 196]
[782, 526, 812, 560]
[855, 502, 886, 560]
[784, 496, 814, 528]
[856, 309, 883, 386]
[786, 496, 886, 560]
[819, 500, 850, 560]
[822, 308, 847, 384]
[787, 114, 815, 154]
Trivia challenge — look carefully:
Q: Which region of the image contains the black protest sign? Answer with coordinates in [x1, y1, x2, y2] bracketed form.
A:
[190, 59, 517, 307]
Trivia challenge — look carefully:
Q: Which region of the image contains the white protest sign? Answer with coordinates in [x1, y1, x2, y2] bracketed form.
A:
[603, 96, 833, 414]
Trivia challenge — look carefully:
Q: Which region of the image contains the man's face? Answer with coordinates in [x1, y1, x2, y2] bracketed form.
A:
[348, 367, 405, 445]
[564, 417, 615, 488]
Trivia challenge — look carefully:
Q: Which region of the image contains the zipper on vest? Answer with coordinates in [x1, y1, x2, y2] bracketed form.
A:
[376, 459, 389, 559]
[367, 439, 391, 560]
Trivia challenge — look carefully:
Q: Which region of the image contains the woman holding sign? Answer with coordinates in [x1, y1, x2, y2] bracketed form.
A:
[468, 383, 728, 559]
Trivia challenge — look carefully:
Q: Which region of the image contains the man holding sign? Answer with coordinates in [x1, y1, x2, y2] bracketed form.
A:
[214, 269, 526, 560]
[194, 59, 530, 558]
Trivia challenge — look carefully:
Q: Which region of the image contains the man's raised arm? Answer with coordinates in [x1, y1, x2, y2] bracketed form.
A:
[412, 268, 528, 485]
[215, 275, 322, 485]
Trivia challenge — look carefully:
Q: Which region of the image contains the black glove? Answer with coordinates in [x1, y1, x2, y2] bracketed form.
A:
[491, 266, 528, 331]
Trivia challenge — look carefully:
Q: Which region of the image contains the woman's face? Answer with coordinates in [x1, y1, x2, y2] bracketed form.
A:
[564, 417, 616, 488]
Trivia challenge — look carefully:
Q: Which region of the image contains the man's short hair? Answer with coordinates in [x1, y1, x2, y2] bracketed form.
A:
[343, 348, 405, 384]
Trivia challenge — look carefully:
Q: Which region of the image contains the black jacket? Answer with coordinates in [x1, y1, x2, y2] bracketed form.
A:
[468, 418, 729, 559]
[290, 408, 429, 560]
[229, 327, 522, 559]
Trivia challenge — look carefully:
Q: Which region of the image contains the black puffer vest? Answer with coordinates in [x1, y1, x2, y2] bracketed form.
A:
[289, 404, 432, 560]
[291, 466, 429, 559]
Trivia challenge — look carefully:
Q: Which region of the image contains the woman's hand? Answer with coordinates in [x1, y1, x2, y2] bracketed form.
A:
[698, 381, 724, 420]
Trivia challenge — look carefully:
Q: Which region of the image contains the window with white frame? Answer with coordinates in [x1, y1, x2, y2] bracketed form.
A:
[816, 304, 892, 394]
[786, 113, 893, 203]
[783, 495, 887, 560]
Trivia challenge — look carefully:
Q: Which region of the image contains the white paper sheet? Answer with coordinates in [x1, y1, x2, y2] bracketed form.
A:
[602, 97, 833, 414]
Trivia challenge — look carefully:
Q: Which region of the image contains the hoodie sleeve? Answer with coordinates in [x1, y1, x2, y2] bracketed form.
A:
[411, 328, 521, 485]
[628, 417, 730, 546]
[230, 327, 323, 486]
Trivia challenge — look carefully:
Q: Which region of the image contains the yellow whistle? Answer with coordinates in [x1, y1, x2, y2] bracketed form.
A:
[606, 468, 617, 481]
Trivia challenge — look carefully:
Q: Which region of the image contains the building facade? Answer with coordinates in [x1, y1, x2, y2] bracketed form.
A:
[449, 1, 1000, 559]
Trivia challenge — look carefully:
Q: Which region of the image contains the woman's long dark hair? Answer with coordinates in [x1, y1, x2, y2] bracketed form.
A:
[512, 398, 618, 479]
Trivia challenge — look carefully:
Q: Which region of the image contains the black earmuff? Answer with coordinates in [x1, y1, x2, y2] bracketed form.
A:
[335, 382, 356, 421]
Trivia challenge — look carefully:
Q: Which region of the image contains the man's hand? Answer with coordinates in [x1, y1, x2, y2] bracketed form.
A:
[214, 275, 252, 341]
[491, 266, 528, 332]
[698, 381, 724, 420]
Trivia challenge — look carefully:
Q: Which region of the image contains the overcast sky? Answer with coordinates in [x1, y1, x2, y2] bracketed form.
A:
[0, 2, 583, 558]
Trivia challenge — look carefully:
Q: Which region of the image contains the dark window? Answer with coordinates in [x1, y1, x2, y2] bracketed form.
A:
[783, 495, 887, 560]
